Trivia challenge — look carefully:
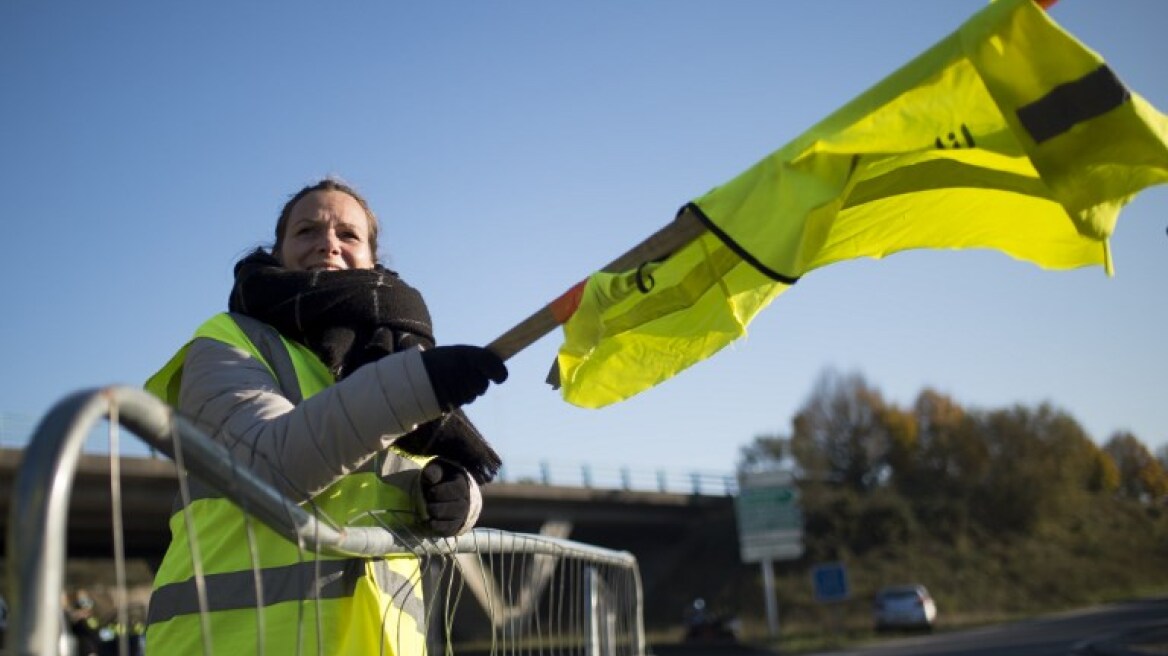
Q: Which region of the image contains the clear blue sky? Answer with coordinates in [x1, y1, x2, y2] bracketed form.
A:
[2, 1, 1165, 478]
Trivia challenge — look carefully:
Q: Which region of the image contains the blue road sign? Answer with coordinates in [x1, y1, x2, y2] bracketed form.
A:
[811, 562, 850, 603]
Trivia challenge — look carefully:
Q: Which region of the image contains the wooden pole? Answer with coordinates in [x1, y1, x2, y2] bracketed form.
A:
[486, 205, 706, 360]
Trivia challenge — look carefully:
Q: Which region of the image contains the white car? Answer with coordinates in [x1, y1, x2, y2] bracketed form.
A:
[873, 584, 937, 632]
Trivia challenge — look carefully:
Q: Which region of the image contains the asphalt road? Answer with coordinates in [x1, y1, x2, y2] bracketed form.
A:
[653, 596, 1168, 656]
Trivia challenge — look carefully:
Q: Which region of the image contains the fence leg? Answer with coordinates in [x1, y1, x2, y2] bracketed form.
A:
[585, 565, 617, 656]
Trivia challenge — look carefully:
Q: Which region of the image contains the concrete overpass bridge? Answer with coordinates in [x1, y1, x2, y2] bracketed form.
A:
[0, 448, 744, 626]
[0, 448, 736, 557]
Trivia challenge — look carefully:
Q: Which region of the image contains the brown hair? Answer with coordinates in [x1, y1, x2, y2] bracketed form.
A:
[273, 178, 381, 263]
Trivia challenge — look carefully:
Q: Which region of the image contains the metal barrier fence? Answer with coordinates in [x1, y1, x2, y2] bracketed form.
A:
[4, 387, 646, 656]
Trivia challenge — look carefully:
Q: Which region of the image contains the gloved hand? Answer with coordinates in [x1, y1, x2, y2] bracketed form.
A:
[394, 408, 502, 484]
[420, 345, 508, 410]
[420, 458, 476, 536]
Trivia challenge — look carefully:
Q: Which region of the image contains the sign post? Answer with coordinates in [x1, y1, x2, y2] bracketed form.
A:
[733, 469, 803, 637]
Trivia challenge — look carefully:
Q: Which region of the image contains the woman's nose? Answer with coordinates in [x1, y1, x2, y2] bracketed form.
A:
[318, 230, 341, 253]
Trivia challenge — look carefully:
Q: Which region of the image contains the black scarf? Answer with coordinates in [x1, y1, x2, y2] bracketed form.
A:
[228, 248, 501, 483]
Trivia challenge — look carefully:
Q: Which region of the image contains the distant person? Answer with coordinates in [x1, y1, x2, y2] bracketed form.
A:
[66, 590, 102, 656]
[143, 177, 508, 655]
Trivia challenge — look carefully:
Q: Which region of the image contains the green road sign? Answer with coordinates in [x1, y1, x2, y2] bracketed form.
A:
[734, 470, 804, 562]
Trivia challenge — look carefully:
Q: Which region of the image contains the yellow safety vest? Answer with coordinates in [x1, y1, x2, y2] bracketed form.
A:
[144, 313, 430, 656]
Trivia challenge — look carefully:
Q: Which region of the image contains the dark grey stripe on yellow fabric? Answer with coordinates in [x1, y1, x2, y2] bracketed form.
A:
[1016, 65, 1129, 144]
[372, 560, 427, 631]
[229, 312, 303, 404]
[842, 158, 1050, 210]
[167, 314, 309, 506]
[379, 469, 419, 492]
[146, 558, 363, 625]
[146, 557, 427, 631]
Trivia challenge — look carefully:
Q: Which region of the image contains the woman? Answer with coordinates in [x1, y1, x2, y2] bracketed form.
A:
[143, 178, 507, 655]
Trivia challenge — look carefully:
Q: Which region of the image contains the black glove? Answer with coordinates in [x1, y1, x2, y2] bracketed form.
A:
[395, 408, 503, 484]
[420, 345, 508, 410]
[420, 458, 472, 536]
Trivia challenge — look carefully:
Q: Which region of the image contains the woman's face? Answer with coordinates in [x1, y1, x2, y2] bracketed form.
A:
[278, 190, 375, 271]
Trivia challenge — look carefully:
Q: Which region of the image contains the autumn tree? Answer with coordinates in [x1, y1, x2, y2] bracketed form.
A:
[739, 433, 790, 472]
[890, 389, 986, 499]
[1104, 431, 1168, 501]
[789, 369, 892, 492]
[1084, 444, 1121, 494]
[970, 403, 1102, 533]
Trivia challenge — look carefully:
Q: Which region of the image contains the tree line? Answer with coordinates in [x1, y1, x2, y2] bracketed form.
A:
[740, 369, 1168, 542]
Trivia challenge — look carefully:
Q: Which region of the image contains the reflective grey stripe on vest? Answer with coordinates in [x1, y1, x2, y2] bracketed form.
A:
[174, 313, 313, 509]
[229, 312, 303, 404]
[146, 558, 426, 631]
[372, 560, 427, 631]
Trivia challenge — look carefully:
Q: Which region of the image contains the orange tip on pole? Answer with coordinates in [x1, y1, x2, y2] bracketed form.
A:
[550, 280, 587, 324]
